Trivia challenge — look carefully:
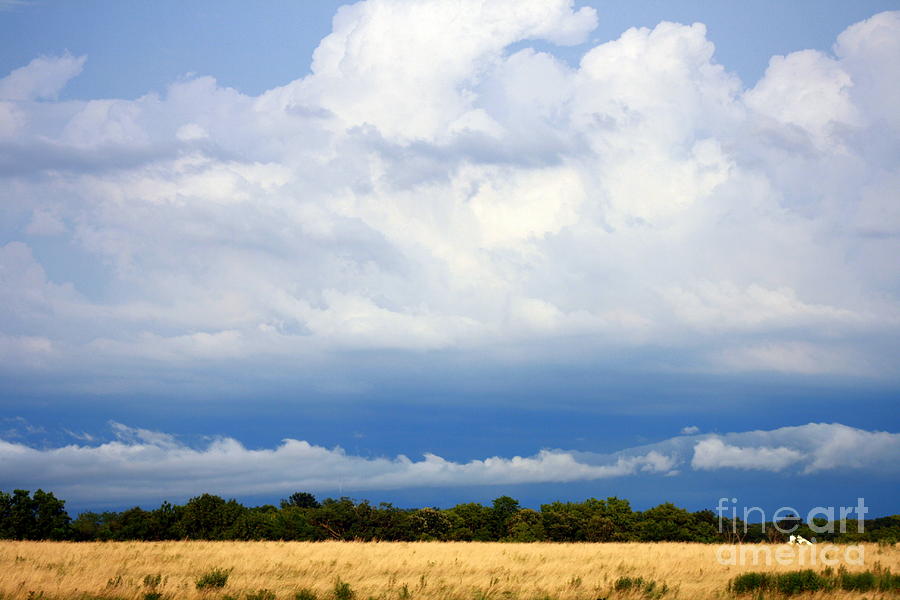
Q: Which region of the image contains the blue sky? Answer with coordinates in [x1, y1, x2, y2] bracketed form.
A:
[1, 0, 898, 516]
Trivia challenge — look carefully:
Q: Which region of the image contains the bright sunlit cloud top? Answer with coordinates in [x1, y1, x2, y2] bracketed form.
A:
[1, 4, 898, 391]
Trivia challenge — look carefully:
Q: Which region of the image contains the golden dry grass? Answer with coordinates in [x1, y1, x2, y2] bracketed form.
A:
[0, 541, 896, 600]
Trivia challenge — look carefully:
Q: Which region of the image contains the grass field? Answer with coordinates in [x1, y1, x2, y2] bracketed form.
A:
[0, 541, 897, 600]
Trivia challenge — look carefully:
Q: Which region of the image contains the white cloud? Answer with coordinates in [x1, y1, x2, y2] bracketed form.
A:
[680, 426, 700, 435]
[663, 282, 861, 332]
[715, 341, 872, 376]
[744, 49, 859, 147]
[265, 0, 596, 140]
[0, 5, 899, 385]
[0, 100, 25, 137]
[0, 422, 677, 503]
[1, 416, 46, 439]
[0, 242, 88, 329]
[833, 11, 900, 131]
[0, 53, 86, 100]
[62, 429, 96, 442]
[691, 438, 803, 471]
[0, 333, 55, 365]
[688, 423, 900, 473]
[0, 422, 893, 504]
[175, 122, 208, 141]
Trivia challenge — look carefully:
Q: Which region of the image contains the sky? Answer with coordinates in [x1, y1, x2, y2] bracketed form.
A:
[0, 0, 898, 516]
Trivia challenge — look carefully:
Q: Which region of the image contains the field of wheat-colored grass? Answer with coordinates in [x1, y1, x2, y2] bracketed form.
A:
[0, 541, 896, 600]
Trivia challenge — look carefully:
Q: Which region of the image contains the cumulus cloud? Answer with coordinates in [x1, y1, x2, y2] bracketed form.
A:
[1, 3, 899, 387]
[0, 422, 893, 504]
[687, 423, 900, 473]
[267, 0, 597, 140]
[0, 422, 677, 503]
[0, 52, 85, 100]
[691, 438, 803, 471]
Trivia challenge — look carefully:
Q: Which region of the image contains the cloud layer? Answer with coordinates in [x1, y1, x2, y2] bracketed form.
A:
[0, 422, 895, 504]
[1, 3, 899, 385]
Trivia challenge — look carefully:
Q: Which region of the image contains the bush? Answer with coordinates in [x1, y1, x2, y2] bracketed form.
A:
[729, 572, 772, 594]
[842, 565, 900, 592]
[840, 569, 876, 591]
[775, 570, 829, 595]
[196, 568, 231, 589]
[333, 579, 354, 600]
[295, 589, 318, 600]
[878, 568, 900, 591]
[728, 569, 834, 596]
[612, 576, 669, 598]
[729, 570, 829, 595]
[143, 593, 164, 600]
[730, 567, 899, 596]
[614, 576, 641, 591]
[246, 590, 276, 600]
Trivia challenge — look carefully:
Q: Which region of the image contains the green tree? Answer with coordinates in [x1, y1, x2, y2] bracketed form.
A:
[367, 502, 411, 541]
[229, 508, 276, 540]
[32, 489, 70, 539]
[0, 489, 70, 540]
[2, 489, 37, 539]
[584, 514, 617, 541]
[309, 497, 364, 540]
[540, 501, 588, 541]
[272, 506, 321, 540]
[176, 494, 245, 539]
[445, 503, 492, 541]
[70, 511, 105, 541]
[281, 492, 320, 509]
[505, 508, 546, 541]
[110, 507, 151, 540]
[603, 496, 636, 540]
[409, 507, 451, 540]
[490, 496, 520, 540]
[147, 501, 182, 540]
[636, 503, 717, 542]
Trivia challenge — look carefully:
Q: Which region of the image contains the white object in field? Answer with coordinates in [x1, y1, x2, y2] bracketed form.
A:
[788, 534, 813, 545]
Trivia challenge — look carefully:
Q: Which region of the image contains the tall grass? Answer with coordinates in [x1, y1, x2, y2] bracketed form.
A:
[0, 541, 895, 600]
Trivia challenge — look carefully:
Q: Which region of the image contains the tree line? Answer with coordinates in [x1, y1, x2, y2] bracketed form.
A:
[1, 489, 897, 543]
